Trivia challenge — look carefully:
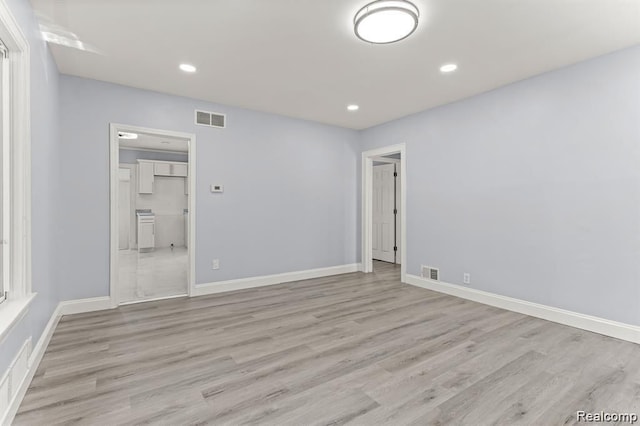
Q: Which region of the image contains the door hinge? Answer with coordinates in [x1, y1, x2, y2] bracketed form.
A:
[393, 246, 398, 252]
[394, 172, 398, 177]
[393, 209, 397, 215]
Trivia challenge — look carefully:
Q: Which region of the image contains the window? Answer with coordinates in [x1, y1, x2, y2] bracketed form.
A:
[0, 39, 6, 304]
[0, 0, 31, 330]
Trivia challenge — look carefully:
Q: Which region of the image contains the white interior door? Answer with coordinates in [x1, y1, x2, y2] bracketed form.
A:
[372, 163, 396, 263]
[118, 168, 131, 250]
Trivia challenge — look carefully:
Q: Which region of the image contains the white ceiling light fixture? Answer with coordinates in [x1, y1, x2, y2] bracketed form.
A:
[347, 104, 360, 111]
[440, 63, 458, 73]
[179, 63, 197, 73]
[354, 0, 420, 44]
[118, 132, 138, 140]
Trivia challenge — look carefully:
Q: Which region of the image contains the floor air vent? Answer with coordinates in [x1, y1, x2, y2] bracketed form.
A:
[195, 110, 226, 128]
[421, 265, 439, 281]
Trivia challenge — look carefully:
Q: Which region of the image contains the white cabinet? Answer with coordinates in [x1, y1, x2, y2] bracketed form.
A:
[137, 160, 187, 193]
[153, 161, 187, 177]
[137, 161, 155, 194]
[137, 216, 155, 251]
[154, 162, 172, 176]
[171, 163, 188, 177]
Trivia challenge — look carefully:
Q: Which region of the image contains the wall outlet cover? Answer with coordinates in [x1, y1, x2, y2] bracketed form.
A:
[212, 259, 220, 270]
[463, 273, 471, 284]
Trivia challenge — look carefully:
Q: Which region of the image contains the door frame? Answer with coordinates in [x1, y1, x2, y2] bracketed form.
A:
[362, 143, 406, 282]
[109, 123, 196, 307]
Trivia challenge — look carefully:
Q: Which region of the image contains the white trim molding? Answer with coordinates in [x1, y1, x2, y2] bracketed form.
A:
[405, 274, 640, 344]
[2, 300, 59, 426]
[58, 296, 112, 316]
[361, 143, 407, 282]
[2, 294, 113, 424]
[4, 311, 56, 425]
[194, 264, 360, 296]
[1, 337, 31, 425]
[0, 293, 35, 344]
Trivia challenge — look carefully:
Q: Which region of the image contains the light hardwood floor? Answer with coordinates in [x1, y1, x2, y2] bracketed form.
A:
[15, 262, 640, 425]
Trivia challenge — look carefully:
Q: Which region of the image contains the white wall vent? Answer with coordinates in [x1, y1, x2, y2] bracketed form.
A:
[421, 265, 439, 281]
[195, 110, 226, 128]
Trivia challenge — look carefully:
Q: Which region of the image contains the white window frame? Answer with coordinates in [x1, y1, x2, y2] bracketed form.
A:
[0, 0, 33, 340]
[0, 39, 7, 304]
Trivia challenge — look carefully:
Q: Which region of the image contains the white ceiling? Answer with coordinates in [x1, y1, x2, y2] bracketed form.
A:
[119, 132, 188, 153]
[31, 0, 640, 129]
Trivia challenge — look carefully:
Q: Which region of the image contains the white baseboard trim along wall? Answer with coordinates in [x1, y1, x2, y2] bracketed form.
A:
[58, 296, 112, 316]
[193, 263, 360, 296]
[405, 274, 640, 344]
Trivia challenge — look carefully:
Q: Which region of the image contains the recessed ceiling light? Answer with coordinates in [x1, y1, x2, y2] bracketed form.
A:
[118, 132, 138, 140]
[347, 104, 360, 111]
[179, 63, 197, 73]
[440, 63, 458, 73]
[354, 0, 419, 44]
[161, 141, 171, 144]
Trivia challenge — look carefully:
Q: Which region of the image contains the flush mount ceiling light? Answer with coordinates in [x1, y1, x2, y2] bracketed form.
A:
[347, 104, 360, 111]
[179, 63, 197, 73]
[440, 63, 458, 73]
[354, 0, 419, 44]
[118, 132, 138, 140]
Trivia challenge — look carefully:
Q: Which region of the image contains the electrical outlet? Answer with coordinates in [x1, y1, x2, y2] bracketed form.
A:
[463, 273, 471, 284]
[212, 259, 220, 270]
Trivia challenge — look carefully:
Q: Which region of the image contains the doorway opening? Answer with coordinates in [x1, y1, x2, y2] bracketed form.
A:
[362, 144, 406, 281]
[110, 124, 196, 306]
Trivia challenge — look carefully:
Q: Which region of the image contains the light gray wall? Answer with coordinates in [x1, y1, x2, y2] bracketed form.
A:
[59, 76, 359, 300]
[0, 0, 61, 371]
[360, 46, 640, 326]
[119, 149, 188, 164]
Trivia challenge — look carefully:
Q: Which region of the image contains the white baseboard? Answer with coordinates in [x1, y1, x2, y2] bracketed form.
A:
[58, 296, 112, 316]
[193, 263, 360, 296]
[405, 274, 640, 344]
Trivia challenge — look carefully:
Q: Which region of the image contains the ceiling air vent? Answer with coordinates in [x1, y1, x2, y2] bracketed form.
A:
[421, 265, 439, 281]
[195, 110, 226, 128]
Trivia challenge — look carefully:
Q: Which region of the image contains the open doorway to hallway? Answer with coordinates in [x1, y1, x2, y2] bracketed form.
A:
[362, 144, 406, 281]
[110, 125, 196, 305]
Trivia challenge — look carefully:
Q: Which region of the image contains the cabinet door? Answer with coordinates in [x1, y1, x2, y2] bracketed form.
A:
[138, 222, 155, 249]
[138, 162, 154, 193]
[154, 162, 172, 176]
[171, 163, 188, 177]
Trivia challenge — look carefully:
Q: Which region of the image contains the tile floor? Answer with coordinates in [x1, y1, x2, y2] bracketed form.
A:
[118, 246, 188, 304]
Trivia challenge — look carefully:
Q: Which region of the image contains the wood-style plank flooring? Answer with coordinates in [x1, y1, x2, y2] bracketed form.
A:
[15, 262, 640, 425]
